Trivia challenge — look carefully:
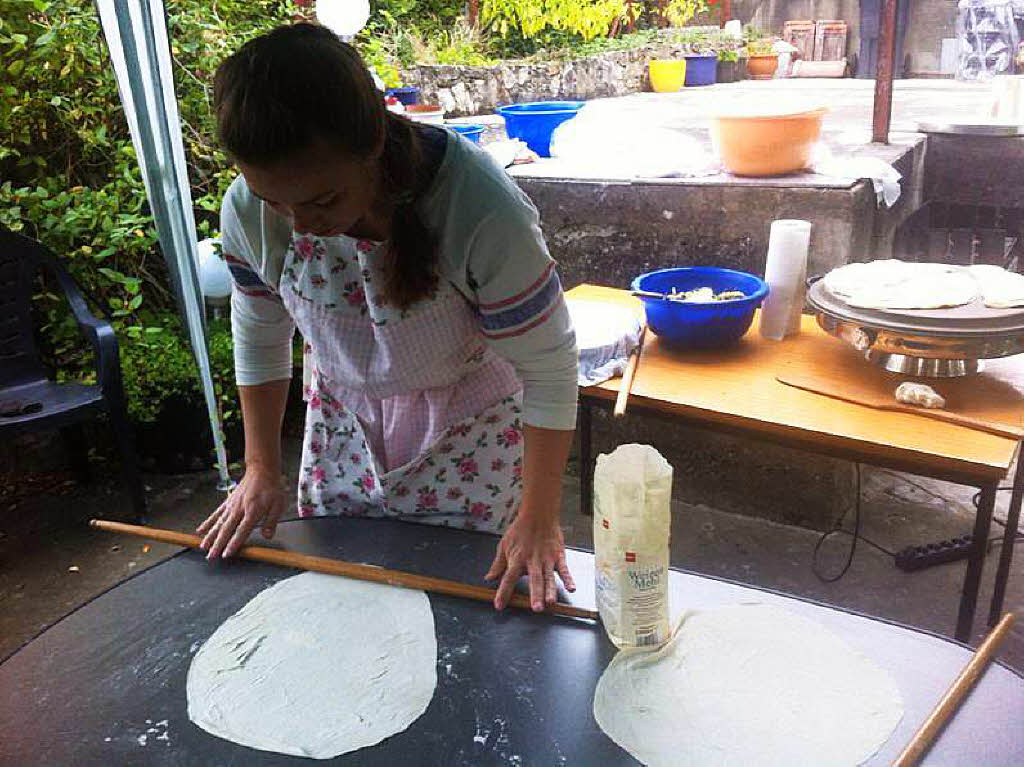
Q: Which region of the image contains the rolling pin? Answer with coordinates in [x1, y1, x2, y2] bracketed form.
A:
[90, 519, 598, 621]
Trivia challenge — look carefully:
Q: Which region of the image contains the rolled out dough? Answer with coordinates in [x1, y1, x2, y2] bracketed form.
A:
[187, 572, 437, 759]
[823, 260, 978, 310]
[593, 604, 904, 767]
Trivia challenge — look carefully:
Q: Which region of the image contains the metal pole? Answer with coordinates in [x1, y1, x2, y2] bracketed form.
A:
[872, 0, 898, 144]
[720, 0, 732, 28]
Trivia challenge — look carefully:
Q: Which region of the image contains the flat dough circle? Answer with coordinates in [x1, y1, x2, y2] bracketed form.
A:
[187, 572, 437, 759]
[823, 260, 979, 310]
[594, 604, 903, 767]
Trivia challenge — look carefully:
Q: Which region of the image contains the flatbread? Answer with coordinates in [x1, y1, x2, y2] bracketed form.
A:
[968, 264, 1024, 308]
[823, 260, 978, 309]
[187, 572, 437, 759]
[593, 604, 903, 767]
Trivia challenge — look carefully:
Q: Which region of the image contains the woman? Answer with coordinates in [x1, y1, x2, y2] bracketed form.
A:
[197, 23, 579, 613]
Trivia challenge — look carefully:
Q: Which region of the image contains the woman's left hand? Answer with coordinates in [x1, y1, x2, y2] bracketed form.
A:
[485, 512, 576, 612]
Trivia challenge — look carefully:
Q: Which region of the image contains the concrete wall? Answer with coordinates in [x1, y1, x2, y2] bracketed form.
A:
[731, 0, 959, 76]
[903, 0, 958, 75]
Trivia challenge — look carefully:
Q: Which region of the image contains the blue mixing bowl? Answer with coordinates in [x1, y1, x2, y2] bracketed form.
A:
[632, 267, 769, 349]
[449, 123, 485, 143]
[495, 101, 584, 157]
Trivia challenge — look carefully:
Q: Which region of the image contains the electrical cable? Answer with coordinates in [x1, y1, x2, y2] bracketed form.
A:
[813, 463, 865, 582]
[813, 470, 1022, 582]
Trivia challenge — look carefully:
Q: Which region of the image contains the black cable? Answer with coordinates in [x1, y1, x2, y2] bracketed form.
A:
[813, 463, 865, 582]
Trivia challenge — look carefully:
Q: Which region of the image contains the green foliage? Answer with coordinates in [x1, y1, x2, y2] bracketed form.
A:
[0, 0, 297, 382]
[662, 0, 705, 28]
[481, 0, 627, 42]
[119, 314, 238, 426]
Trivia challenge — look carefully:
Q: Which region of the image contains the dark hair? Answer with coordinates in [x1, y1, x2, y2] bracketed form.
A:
[213, 23, 438, 310]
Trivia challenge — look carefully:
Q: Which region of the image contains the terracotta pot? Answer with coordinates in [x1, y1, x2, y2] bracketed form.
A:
[747, 54, 779, 80]
[711, 107, 827, 177]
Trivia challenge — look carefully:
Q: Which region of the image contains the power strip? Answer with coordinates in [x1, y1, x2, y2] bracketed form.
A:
[894, 535, 975, 572]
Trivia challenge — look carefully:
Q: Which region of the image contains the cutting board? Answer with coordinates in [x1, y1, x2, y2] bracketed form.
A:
[776, 370, 1024, 440]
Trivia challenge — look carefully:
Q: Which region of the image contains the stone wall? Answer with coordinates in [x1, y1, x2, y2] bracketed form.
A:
[402, 41, 684, 117]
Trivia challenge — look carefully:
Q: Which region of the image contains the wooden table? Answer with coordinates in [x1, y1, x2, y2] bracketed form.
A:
[569, 285, 1024, 643]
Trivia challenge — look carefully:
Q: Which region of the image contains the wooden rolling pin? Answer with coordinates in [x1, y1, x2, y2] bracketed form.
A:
[893, 612, 1016, 766]
[614, 323, 647, 418]
[90, 519, 598, 621]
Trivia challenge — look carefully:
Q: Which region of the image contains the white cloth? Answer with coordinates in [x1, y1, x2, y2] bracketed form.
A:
[220, 132, 579, 430]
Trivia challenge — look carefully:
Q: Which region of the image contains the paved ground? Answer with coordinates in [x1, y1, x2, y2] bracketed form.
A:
[3, 428, 1020, 674]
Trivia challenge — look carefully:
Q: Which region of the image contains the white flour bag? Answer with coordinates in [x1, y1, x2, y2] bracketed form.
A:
[593, 444, 673, 648]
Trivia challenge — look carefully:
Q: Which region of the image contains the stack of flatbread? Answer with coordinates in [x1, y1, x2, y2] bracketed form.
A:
[823, 260, 1024, 310]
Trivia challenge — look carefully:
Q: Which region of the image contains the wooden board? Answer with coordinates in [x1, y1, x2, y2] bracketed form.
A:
[570, 285, 1022, 484]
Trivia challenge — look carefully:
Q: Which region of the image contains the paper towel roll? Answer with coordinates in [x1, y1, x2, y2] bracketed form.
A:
[760, 220, 811, 341]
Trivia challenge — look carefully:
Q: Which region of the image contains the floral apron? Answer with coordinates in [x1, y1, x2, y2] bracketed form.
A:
[279, 233, 525, 533]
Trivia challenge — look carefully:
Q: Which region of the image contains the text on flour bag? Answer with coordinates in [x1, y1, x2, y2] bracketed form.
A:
[593, 444, 673, 649]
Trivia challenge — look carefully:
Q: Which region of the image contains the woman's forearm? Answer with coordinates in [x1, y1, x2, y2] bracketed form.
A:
[519, 424, 574, 524]
[239, 379, 290, 475]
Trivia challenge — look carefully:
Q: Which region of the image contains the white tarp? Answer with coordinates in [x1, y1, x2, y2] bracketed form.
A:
[94, 0, 231, 489]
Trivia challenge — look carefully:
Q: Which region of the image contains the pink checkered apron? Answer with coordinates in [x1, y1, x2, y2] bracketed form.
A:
[279, 233, 525, 533]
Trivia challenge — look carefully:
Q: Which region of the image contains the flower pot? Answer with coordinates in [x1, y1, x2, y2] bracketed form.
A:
[386, 86, 420, 106]
[405, 104, 446, 124]
[747, 54, 779, 80]
[648, 59, 687, 92]
[684, 54, 717, 87]
[716, 59, 744, 83]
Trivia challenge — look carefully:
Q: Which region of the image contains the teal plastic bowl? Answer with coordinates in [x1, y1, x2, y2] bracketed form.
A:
[449, 124, 485, 143]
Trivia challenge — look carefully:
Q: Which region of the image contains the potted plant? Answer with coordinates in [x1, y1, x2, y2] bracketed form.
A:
[745, 38, 779, 80]
[678, 29, 717, 87]
[648, 56, 688, 92]
[713, 31, 746, 83]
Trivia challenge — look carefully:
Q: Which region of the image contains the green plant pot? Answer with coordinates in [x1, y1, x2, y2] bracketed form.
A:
[717, 59, 746, 83]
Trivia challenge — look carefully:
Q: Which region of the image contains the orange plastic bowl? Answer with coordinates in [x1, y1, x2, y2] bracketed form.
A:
[711, 107, 827, 177]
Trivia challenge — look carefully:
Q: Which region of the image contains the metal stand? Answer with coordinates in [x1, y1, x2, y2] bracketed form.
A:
[989, 455, 1024, 625]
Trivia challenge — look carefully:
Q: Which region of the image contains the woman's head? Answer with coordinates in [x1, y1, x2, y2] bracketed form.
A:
[214, 23, 385, 236]
[214, 23, 439, 306]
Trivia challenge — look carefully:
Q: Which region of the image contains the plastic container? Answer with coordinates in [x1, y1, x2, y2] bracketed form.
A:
[710, 106, 826, 176]
[648, 59, 687, 92]
[594, 444, 673, 649]
[760, 220, 812, 341]
[386, 86, 420, 106]
[684, 54, 717, 86]
[495, 101, 584, 157]
[631, 267, 769, 349]
[448, 123, 485, 143]
[405, 104, 445, 124]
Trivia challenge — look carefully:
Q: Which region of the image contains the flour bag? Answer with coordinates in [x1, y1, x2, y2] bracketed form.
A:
[593, 444, 672, 649]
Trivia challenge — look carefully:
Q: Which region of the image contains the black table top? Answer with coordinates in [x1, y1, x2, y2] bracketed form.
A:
[1, 517, 1022, 766]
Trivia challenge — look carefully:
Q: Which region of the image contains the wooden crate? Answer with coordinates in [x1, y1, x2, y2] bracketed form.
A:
[815, 20, 848, 62]
[783, 20, 816, 62]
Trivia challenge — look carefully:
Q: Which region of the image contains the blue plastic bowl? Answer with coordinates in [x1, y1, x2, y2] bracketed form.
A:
[495, 101, 584, 157]
[632, 267, 769, 349]
[386, 86, 420, 106]
[449, 123, 485, 143]
[684, 54, 718, 87]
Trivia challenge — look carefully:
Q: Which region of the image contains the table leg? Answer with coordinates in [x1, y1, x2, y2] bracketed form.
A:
[988, 455, 1023, 626]
[956, 484, 996, 643]
[580, 401, 593, 517]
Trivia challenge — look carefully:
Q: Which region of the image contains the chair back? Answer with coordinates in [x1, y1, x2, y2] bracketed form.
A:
[0, 227, 50, 388]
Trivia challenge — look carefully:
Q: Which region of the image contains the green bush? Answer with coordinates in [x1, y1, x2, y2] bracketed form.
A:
[0, 0, 300, 423]
[120, 314, 238, 426]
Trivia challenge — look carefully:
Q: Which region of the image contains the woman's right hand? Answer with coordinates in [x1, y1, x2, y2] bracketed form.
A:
[197, 466, 287, 560]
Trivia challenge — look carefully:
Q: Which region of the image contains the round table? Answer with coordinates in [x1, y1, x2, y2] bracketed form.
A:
[1, 517, 1021, 765]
